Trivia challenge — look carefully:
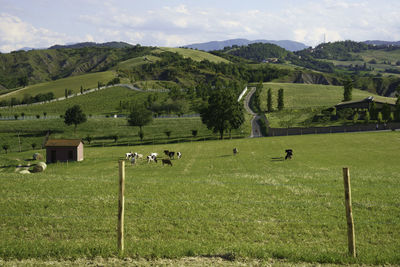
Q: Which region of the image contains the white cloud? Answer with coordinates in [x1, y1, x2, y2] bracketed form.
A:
[2, 1, 400, 51]
[0, 13, 70, 52]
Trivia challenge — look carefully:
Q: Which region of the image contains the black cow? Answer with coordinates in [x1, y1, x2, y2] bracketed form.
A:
[162, 159, 173, 166]
[285, 149, 293, 160]
[168, 151, 175, 159]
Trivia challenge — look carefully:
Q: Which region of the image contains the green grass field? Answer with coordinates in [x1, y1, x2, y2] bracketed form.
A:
[0, 115, 250, 154]
[0, 71, 117, 102]
[154, 47, 230, 63]
[1, 131, 399, 264]
[0, 86, 153, 117]
[259, 83, 397, 127]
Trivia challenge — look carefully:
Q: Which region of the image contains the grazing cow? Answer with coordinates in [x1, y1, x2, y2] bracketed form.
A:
[151, 152, 158, 158]
[136, 153, 143, 159]
[285, 149, 293, 160]
[168, 151, 175, 159]
[162, 159, 173, 166]
[233, 147, 238, 155]
[164, 150, 169, 156]
[133, 152, 138, 158]
[125, 151, 134, 159]
[177, 152, 182, 159]
[147, 155, 158, 163]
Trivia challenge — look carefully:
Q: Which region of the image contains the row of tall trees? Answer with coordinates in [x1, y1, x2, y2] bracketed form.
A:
[266, 88, 284, 112]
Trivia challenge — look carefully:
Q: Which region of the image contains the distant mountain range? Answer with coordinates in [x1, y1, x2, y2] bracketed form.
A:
[363, 40, 400, 46]
[17, 42, 134, 51]
[182, 38, 309, 52]
[49, 41, 134, 49]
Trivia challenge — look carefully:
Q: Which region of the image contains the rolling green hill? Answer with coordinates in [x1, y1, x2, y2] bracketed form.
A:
[0, 45, 153, 89]
[155, 47, 230, 63]
[0, 71, 117, 103]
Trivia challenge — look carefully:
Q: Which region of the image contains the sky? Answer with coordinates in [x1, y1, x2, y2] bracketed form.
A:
[1, 0, 400, 53]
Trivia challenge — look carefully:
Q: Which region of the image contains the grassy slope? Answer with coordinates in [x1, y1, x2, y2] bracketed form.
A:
[155, 47, 230, 63]
[0, 131, 399, 264]
[0, 71, 116, 102]
[0, 86, 151, 117]
[259, 83, 397, 127]
[116, 55, 161, 69]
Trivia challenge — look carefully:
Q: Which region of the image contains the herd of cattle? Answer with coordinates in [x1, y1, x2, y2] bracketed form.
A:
[125, 150, 182, 166]
[124, 147, 292, 166]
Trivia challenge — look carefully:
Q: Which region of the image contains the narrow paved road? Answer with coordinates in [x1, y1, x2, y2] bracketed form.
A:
[244, 87, 265, 138]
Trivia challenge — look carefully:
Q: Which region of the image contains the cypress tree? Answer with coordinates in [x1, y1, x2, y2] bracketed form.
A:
[277, 88, 284, 111]
[267, 88, 273, 112]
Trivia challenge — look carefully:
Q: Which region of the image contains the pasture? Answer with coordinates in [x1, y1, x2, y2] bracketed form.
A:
[154, 47, 230, 63]
[1, 131, 399, 264]
[259, 83, 397, 127]
[0, 71, 117, 102]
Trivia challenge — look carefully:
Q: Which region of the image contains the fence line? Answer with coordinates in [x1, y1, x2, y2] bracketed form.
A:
[1, 213, 398, 226]
[268, 122, 400, 136]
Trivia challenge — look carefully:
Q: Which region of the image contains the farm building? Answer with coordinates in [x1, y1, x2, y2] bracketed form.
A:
[45, 139, 84, 163]
[335, 96, 397, 111]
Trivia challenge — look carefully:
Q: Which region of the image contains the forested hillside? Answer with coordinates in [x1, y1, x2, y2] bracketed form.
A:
[0, 45, 152, 89]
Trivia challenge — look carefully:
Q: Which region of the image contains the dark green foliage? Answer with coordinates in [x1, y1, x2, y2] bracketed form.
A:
[369, 102, 378, 120]
[0, 46, 153, 89]
[377, 112, 383, 123]
[251, 82, 263, 113]
[127, 102, 153, 131]
[138, 129, 144, 141]
[226, 43, 289, 62]
[31, 143, 36, 150]
[191, 129, 198, 138]
[299, 40, 367, 61]
[382, 104, 392, 121]
[164, 130, 172, 139]
[277, 88, 284, 111]
[64, 105, 87, 132]
[364, 111, 370, 123]
[85, 135, 92, 144]
[267, 88, 273, 112]
[200, 86, 244, 139]
[343, 79, 353, 101]
[2, 144, 9, 153]
[288, 53, 335, 73]
[133, 51, 289, 89]
[395, 100, 400, 122]
[107, 77, 120, 86]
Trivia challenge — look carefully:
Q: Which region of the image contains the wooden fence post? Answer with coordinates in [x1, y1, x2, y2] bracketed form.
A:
[343, 167, 356, 257]
[118, 160, 125, 252]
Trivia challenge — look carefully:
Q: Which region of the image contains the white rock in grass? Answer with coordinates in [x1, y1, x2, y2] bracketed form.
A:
[37, 162, 47, 171]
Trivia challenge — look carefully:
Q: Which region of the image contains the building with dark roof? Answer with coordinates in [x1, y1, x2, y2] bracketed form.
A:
[45, 139, 84, 163]
[335, 96, 397, 111]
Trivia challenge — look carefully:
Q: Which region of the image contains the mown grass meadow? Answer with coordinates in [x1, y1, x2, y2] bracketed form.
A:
[1, 131, 399, 264]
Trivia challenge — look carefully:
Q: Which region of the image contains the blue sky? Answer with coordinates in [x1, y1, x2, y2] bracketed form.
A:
[1, 0, 400, 52]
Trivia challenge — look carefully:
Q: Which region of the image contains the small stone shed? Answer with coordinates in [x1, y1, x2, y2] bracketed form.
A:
[45, 139, 84, 163]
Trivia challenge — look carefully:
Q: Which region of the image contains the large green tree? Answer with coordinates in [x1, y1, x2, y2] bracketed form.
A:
[200, 87, 244, 139]
[127, 102, 153, 131]
[343, 79, 353, 101]
[64, 105, 87, 133]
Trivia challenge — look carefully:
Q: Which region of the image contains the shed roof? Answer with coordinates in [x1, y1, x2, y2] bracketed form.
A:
[336, 96, 397, 107]
[45, 139, 82, 147]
